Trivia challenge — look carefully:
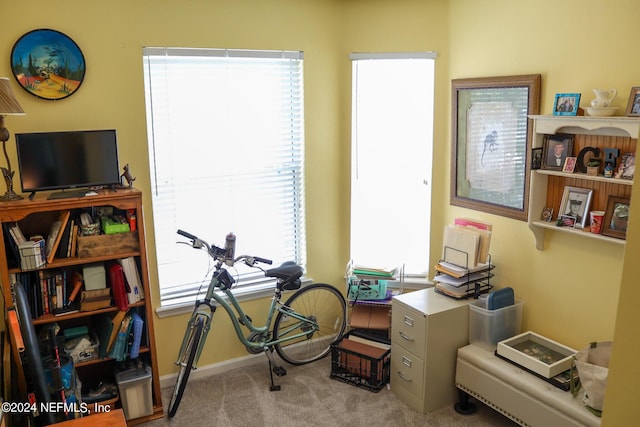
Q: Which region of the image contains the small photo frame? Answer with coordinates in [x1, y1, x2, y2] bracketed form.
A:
[553, 93, 581, 116]
[624, 87, 640, 117]
[614, 152, 635, 180]
[542, 134, 574, 171]
[562, 156, 577, 173]
[559, 185, 593, 229]
[541, 207, 554, 222]
[602, 196, 631, 240]
[557, 215, 576, 228]
[531, 147, 543, 170]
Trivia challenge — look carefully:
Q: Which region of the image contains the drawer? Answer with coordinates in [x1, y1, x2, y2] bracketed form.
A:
[390, 345, 424, 398]
[391, 305, 426, 356]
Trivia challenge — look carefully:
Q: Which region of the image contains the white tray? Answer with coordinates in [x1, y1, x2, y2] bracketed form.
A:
[496, 331, 577, 378]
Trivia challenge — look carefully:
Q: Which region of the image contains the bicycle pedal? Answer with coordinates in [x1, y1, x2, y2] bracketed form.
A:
[272, 366, 287, 377]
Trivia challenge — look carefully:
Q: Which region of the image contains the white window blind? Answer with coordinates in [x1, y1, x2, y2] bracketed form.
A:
[143, 48, 306, 307]
[350, 53, 436, 277]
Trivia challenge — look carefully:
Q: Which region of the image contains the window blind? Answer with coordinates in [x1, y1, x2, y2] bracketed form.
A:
[143, 48, 306, 307]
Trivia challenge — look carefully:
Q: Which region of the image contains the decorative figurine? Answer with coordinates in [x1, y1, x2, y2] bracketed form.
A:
[121, 164, 136, 188]
[603, 162, 614, 178]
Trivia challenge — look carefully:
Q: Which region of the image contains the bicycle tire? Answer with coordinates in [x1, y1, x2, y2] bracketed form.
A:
[273, 283, 346, 365]
[168, 315, 205, 418]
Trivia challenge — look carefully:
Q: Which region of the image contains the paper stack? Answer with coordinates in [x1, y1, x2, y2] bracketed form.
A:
[434, 218, 494, 298]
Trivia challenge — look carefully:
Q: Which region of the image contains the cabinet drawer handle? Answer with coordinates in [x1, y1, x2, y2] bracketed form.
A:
[398, 331, 414, 342]
[402, 356, 412, 368]
[397, 371, 412, 382]
[403, 315, 414, 327]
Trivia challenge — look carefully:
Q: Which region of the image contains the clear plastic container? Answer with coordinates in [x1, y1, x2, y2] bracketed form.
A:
[115, 366, 153, 420]
[469, 299, 524, 351]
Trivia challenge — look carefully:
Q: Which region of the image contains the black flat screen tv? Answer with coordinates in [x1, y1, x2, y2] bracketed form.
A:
[15, 129, 121, 199]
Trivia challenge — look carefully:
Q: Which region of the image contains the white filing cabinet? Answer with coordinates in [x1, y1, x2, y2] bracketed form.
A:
[391, 288, 469, 413]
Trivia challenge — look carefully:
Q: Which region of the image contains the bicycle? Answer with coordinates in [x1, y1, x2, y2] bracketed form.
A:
[168, 230, 347, 417]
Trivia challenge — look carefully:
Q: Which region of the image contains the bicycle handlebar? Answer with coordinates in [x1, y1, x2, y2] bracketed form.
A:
[176, 229, 273, 266]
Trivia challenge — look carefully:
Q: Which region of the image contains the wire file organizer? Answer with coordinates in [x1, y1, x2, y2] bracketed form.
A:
[433, 246, 494, 299]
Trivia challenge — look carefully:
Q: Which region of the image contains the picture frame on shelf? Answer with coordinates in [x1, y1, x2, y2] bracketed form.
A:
[542, 134, 574, 171]
[614, 152, 635, 180]
[624, 87, 640, 117]
[541, 207, 553, 222]
[557, 215, 576, 228]
[531, 147, 543, 170]
[559, 186, 592, 229]
[562, 157, 577, 173]
[602, 195, 631, 240]
[450, 74, 541, 221]
[553, 93, 581, 116]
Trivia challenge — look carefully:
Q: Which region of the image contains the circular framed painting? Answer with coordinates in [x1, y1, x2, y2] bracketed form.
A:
[10, 29, 86, 101]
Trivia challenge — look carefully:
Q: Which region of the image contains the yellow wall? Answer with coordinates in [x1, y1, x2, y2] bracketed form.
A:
[2, 1, 638, 424]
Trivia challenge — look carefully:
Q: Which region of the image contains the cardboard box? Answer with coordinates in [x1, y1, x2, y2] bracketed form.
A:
[349, 304, 390, 331]
[496, 331, 577, 378]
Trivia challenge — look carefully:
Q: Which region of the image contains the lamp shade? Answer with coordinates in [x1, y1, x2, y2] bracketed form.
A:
[0, 77, 25, 115]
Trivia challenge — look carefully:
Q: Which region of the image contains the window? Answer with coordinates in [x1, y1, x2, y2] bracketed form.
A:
[143, 48, 306, 308]
[350, 53, 436, 279]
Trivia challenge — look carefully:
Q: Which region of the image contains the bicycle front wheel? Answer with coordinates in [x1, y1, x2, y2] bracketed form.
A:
[273, 283, 346, 365]
[168, 315, 205, 418]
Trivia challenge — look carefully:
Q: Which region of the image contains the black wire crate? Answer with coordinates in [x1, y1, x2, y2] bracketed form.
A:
[330, 331, 391, 392]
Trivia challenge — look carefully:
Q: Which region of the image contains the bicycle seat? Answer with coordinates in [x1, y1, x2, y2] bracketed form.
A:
[266, 261, 303, 282]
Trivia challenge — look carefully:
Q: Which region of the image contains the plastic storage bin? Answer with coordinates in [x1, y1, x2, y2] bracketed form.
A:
[115, 366, 153, 420]
[469, 299, 524, 351]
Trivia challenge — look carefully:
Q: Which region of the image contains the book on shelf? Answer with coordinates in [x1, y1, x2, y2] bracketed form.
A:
[2, 223, 21, 267]
[69, 224, 78, 257]
[45, 210, 71, 264]
[56, 218, 73, 259]
[109, 312, 133, 361]
[53, 304, 80, 316]
[8, 222, 27, 244]
[129, 311, 144, 358]
[117, 257, 144, 303]
[107, 310, 128, 353]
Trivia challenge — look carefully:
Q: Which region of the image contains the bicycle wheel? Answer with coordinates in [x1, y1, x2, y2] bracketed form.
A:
[273, 283, 346, 365]
[168, 315, 205, 418]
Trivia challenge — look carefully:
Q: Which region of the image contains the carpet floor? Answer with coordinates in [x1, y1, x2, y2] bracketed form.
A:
[141, 357, 518, 427]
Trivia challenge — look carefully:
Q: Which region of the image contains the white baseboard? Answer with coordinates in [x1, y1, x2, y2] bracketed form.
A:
[159, 353, 264, 389]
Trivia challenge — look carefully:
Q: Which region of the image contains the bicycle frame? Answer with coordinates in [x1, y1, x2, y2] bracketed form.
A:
[175, 268, 318, 369]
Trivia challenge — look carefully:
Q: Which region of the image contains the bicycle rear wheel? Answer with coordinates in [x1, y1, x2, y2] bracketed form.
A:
[168, 315, 205, 418]
[273, 283, 346, 365]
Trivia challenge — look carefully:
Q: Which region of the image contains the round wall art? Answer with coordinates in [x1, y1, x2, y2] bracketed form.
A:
[10, 29, 86, 101]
